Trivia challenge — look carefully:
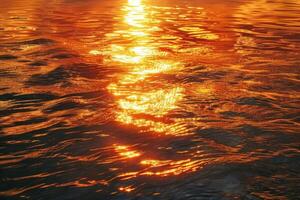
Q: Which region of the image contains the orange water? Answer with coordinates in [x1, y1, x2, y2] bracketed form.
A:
[0, 0, 299, 199]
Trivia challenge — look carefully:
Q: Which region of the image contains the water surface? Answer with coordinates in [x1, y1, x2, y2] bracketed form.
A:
[0, 0, 300, 199]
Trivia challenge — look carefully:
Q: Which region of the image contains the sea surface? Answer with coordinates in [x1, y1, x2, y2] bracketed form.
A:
[0, 0, 300, 199]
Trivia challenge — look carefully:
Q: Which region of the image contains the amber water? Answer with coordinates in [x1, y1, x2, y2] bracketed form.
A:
[0, 0, 300, 199]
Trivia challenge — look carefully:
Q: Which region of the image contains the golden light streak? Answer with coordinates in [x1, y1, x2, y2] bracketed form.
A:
[118, 159, 203, 179]
[115, 145, 141, 159]
[88, 50, 101, 55]
[128, 0, 142, 6]
[178, 26, 219, 40]
[102, 0, 187, 137]
[140, 159, 200, 177]
[119, 186, 135, 192]
[125, 0, 146, 28]
[112, 54, 143, 63]
[116, 111, 188, 134]
[131, 61, 182, 75]
[140, 159, 167, 167]
[105, 0, 200, 180]
[118, 87, 184, 116]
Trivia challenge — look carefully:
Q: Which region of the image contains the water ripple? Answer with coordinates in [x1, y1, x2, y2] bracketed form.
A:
[0, 0, 299, 199]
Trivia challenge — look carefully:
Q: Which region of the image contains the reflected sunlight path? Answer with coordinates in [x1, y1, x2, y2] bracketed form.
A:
[88, 0, 225, 188]
[103, 0, 201, 181]
[106, 0, 186, 135]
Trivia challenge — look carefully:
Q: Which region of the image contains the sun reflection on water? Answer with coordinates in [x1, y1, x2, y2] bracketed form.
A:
[0, 0, 299, 198]
[114, 145, 141, 159]
[119, 185, 135, 192]
[104, 0, 186, 136]
[100, 0, 204, 181]
[102, 0, 219, 182]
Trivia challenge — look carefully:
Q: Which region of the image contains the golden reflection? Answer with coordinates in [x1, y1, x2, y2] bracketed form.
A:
[178, 26, 219, 40]
[124, 0, 147, 29]
[118, 87, 183, 116]
[117, 159, 202, 179]
[114, 145, 141, 159]
[104, 0, 186, 135]
[116, 111, 188, 134]
[140, 159, 164, 166]
[103, 0, 224, 182]
[112, 54, 143, 64]
[3, 1, 298, 197]
[102, 0, 205, 181]
[128, 0, 142, 5]
[140, 159, 199, 177]
[192, 82, 216, 97]
[89, 50, 102, 55]
[119, 186, 135, 192]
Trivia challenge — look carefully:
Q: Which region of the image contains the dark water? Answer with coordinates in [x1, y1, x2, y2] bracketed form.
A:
[0, 0, 300, 199]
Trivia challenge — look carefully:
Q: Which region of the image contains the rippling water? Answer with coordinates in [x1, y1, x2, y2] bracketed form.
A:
[0, 0, 300, 199]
